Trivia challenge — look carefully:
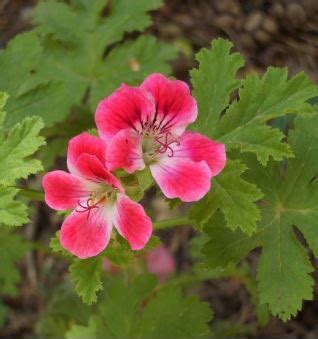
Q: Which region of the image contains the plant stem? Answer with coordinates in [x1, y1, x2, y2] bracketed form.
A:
[153, 216, 190, 229]
[16, 187, 44, 201]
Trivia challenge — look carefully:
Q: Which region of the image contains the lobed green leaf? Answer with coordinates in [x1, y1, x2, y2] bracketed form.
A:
[190, 39, 244, 135]
[201, 113, 318, 320]
[190, 160, 263, 234]
[70, 256, 104, 305]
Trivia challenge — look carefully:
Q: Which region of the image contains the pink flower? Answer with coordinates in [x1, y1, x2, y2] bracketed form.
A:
[145, 245, 175, 283]
[95, 73, 226, 202]
[42, 133, 152, 259]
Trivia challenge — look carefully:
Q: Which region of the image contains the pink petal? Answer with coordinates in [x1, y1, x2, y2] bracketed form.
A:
[95, 85, 155, 142]
[145, 245, 175, 283]
[75, 154, 123, 192]
[113, 195, 152, 250]
[150, 158, 211, 202]
[106, 129, 145, 173]
[140, 73, 197, 136]
[42, 170, 90, 210]
[67, 132, 107, 175]
[60, 208, 112, 259]
[175, 132, 226, 176]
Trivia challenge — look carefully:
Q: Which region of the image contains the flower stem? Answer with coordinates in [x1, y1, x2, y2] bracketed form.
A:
[16, 187, 44, 201]
[153, 216, 190, 229]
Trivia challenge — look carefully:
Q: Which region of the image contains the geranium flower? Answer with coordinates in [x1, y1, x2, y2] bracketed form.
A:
[42, 133, 152, 259]
[95, 73, 226, 202]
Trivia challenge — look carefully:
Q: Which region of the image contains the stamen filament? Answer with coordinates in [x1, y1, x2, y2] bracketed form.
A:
[75, 197, 106, 220]
[155, 132, 180, 157]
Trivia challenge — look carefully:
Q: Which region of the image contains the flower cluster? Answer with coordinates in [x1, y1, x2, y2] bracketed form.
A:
[42, 73, 226, 259]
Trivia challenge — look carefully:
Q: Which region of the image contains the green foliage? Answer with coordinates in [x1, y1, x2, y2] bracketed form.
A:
[0, 32, 43, 127]
[94, 275, 212, 338]
[36, 284, 91, 338]
[136, 167, 153, 191]
[0, 229, 30, 295]
[191, 234, 269, 327]
[201, 113, 318, 320]
[138, 286, 212, 339]
[190, 160, 263, 234]
[0, 92, 44, 227]
[190, 38, 318, 235]
[69, 256, 104, 305]
[104, 240, 135, 266]
[0, 116, 44, 185]
[214, 68, 317, 165]
[66, 317, 97, 339]
[0, 187, 28, 226]
[201, 212, 259, 268]
[50, 231, 73, 257]
[190, 39, 244, 134]
[0, 0, 175, 128]
[191, 40, 317, 164]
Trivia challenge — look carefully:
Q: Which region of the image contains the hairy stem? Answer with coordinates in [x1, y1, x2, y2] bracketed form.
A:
[153, 216, 190, 229]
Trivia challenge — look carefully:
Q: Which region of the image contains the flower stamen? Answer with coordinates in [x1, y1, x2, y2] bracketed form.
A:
[75, 197, 105, 220]
[155, 132, 180, 157]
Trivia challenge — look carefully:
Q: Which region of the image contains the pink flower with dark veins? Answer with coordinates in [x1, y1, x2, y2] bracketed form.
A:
[95, 73, 226, 202]
[42, 133, 152, 259]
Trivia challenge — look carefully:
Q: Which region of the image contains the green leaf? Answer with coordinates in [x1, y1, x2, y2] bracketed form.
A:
[89, 35, 176, 110]
[0, 187, 28, 227]
[92, 0, 163, 50]
[136, 167, 153, 191]
[256, 216, 313, 322]
[255, 114, 318, 320]
[0, 92, 44, 227]
[139, 287, 212, 339]
[0, 31, 42, 95]
[215, 68, 318, 164]
[104, 239, 134, 266]
[0, 92, 8, 132]
[190, 39, 244, 135]
[0, 32, 58, 128]
[0, 1, 175, 127]
[96, 275, 213, 338]
[50, 231, 72, 257]
[190, 160, 263, 234]
[202, 114, 318, 320]
[70, 256, 103, 305]
[0, 0, 175, 127]
[189, 46, 317, 234]
[97, 275, 156, 338]
[0, 116, 44, 185]
[66, 317, 97, 339]
[0, 229, 30, 295]
[191, 41, 317, 165]
[36, 284, 91, 339]
[202, 212, 259, 268]
[34, 0, 162, 51]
